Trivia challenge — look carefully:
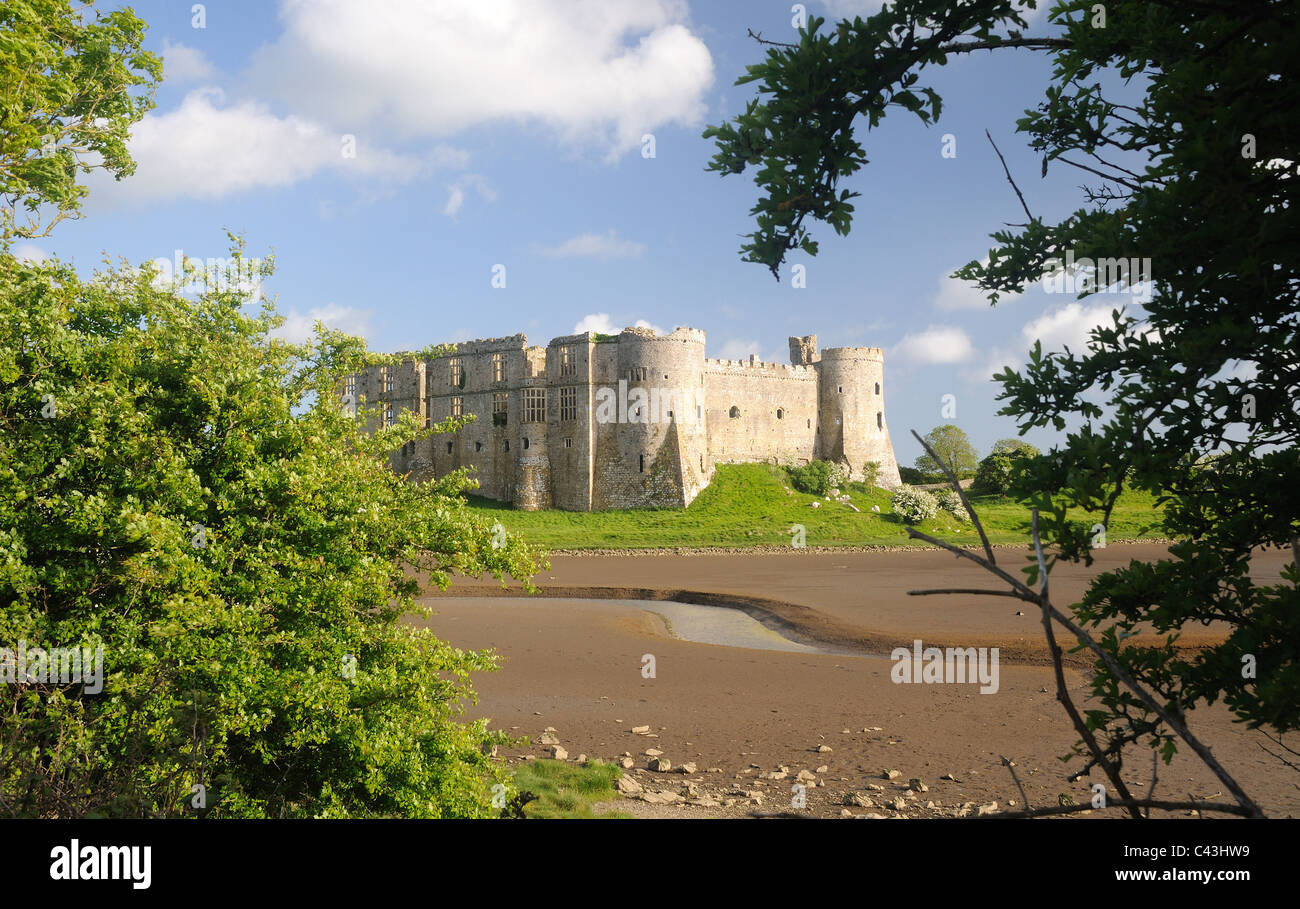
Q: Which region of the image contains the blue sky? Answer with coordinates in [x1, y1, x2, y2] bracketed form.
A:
[18, 0, 1144, 467]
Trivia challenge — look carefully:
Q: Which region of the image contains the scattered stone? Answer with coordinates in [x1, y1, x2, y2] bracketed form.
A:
[544, 726, 556, 733]
[576, 754, 587, 764]
[759, 770, 788, 780]
[616, 775, 643, 795]
[522, 755, 536, 762]
[645, 748, 663, 757]
[539, 733, 559, 745]
[841, 809, 854, 818]
[940, 773, 958, 782]
[809, 502, 821, 509]
[550, 746, 568, 761]
[816, 744, 833, 753]
[841, 729, 851, 734]
[977, 801, 999, 816]
[641, 790, 681, 805]
[815, 765, 829, 774]
[631, 725, 650, 734]
[692, 797, 720, 808]
[871, 505, 881, 513]
[796, 769, 817, 782]
[866, 784, 885, 792]
[679, 762, 698, 774]
[708, 768, 723, 774]
[845, 503, 861, 512]
[844, 792, 875, 808]
[908, 779, 928, 793]
[890, 797, 907, 811]
[619, 757, 635, 769]
[882, 769, 900, 780]
[648, 757, 672, 772]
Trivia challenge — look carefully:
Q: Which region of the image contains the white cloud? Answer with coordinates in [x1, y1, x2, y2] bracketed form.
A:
[160, 39, 217, 84]
[1021, 302, 1116, 353]
[12, 243, 48, 264]
[271, 303, 372, 344]
[572, 313, 663, 335]
[90, 88, 454, 205]
[535, 229, 646, 260]
[246, 0, 714, 156]
[892, 325, 974, 364]
[443, 174, 497, 218]
[714, 338, 782, 362]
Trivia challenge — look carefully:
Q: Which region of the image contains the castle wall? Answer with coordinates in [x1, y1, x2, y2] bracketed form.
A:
[817, 347, 902, 486]
[704, 358, 819, 468]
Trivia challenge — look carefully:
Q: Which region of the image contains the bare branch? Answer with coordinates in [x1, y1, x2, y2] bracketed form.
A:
[985, 129, 1034, 223]
[909, 428, 995, 564]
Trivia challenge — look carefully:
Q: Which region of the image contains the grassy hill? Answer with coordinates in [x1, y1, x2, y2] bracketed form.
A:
[463, 463, 1165, 551]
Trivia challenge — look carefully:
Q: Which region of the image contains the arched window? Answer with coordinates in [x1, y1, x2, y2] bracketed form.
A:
[729, 406, 741, 418]
[875, 382, 880, 395]
[877, 412, 883, 430]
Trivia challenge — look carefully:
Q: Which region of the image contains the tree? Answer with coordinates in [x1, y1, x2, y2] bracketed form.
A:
[0, 2, 538, 817]
[706, 0, 1300, 806]
[990, 438, 1039, 460]
[972, 440, 1039, 495]
[0, 0, 160, 239]
[913, 424, 978, 478]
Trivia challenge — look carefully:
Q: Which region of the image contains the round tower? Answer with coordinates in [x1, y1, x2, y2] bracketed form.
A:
[610, 326, 709, 507]
[817, 347, 902, 486]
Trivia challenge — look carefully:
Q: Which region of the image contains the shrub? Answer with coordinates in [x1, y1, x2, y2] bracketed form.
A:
[890, 486, 939, 523]
[861, 461, 882, 489]
[971, 453, 1016, 496]
[936, 489, 970, 521]
[788, 459, 845, 496]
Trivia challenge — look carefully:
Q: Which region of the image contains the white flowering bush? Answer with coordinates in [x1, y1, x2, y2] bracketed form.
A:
[890, 486, 939, 523]
[937, 489, 970, 522]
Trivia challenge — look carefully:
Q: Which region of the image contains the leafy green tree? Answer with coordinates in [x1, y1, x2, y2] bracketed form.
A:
[913, 424, 978, 478]
[0, 1, 538, 817]
[971, 453, 1015, 496]
[990, 438, 1039, 459]
[0, 0, 160, 239]
[706, 0, 1300, 789]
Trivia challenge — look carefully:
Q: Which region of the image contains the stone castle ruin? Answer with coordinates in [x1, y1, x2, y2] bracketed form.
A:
[351, 327, 902, 510]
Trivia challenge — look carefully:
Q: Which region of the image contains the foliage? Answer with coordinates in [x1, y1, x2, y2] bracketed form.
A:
[897, 465, 928, 485]
[786, 459, 846, 495]
[891, 486, 940, 524]
[0, 0, 161, 239]
[971, 453, 1016, 496]
[0, 246, 540, 817]
[860, 460, 882, 489]
[936, 489, 970, 522]
[913, 424, 979, 478]
[991, 438, 1040, 459]
[707, 0, 1300, 766]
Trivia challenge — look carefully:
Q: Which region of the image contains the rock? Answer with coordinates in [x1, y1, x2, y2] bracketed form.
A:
[644, 748, 663, 757]
[616, 775, 643, 795]
[866, 784, 884, 791]
[759, 770, 788, 780]
[550, 746, 568, 761]
[841, 729, 851, 734]
[679, 762, 698, 774]
[908, 779, 928, 793]
[940, 773, 958, 782]
[882, 769, 900, 780]
[749, 794, 765, 805]
[809, 501, 821, 509]
[890, 797, 907, 811]
[576, 754, 587, 764]
[619, 756, 635, 769]
[845, 503, 861, 512]
[544, 726, 557, 732]
[708, 768, 723, 774]
[844, 792, 874, 808]
[680, 782, 700, 798]
[796, 769, 817, 782]
[631, 725, 650, 734]
[692, 797, 721, 808]
[538, 733, 559, 745]
[641, 790, 681, 805]
[648, 757, 672, 772]
[816, 744, 833, 753]
[815, 765, 829, 774]
[871, 505, 881, 513]
[977, 801, 999, 816]
[841, 809, 854, 818]
[522, 754, 536, 761]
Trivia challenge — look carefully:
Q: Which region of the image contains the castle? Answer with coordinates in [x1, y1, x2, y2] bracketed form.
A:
[351, 327, 902, 510]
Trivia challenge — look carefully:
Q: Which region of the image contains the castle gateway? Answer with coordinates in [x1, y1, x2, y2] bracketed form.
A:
[353, 327, 902, 510]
